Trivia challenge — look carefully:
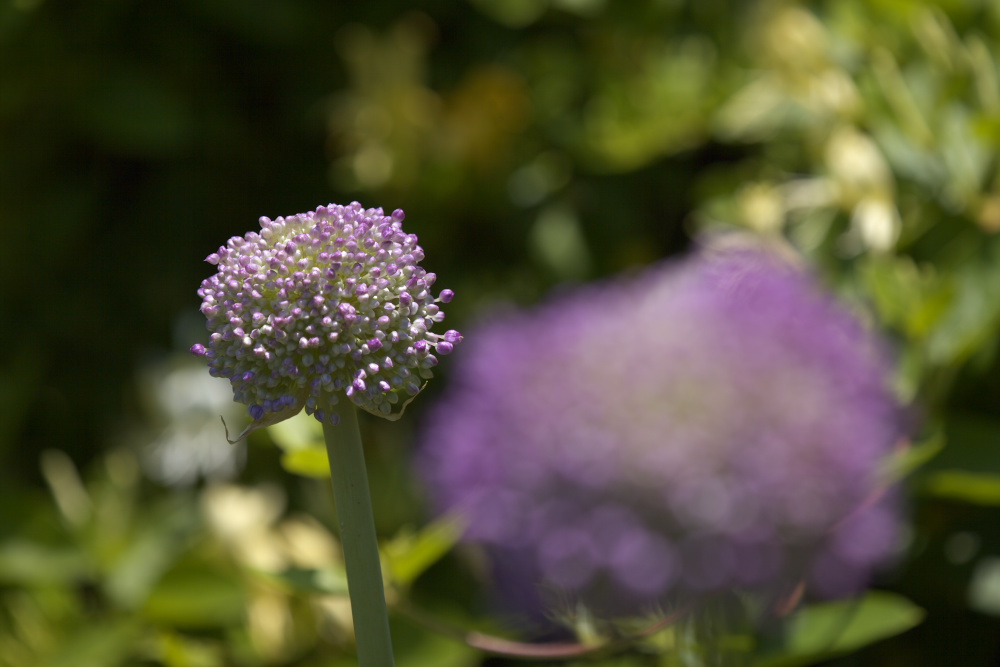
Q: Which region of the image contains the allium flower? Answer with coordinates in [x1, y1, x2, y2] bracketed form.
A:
[418, 245, 899, 618]
[191, 202, 460, 431]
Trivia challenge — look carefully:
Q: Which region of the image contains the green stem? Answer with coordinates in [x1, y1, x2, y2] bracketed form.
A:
[323, 405, 395, 666]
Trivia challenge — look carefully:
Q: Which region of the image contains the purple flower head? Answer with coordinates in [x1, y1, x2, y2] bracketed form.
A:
[193, 202, 459, 429]
[419, 245, 900, 618]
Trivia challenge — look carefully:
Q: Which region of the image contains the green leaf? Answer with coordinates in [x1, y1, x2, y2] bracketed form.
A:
[921, 470, 1000, 505]
[925, 413, 1000, 476]
[142, 565, 246, 629]
[156, 631, 225, 667]
[753, 592, 924, 667]
[389, 607, 483, 667]
[269, 411, 332, 478]
[384, 516, 464, 588]
[279, 447, 331, 479]
[878, 431, 944, 484]
[394, 625, 481, 667]
[468, 0, 548, 28]
[926, 256, 1000, 367]
[40, 620, 142, 667]
[268, 566, 350, 597]
[103, 496, 200, 609]
[0, 540, 91, 585]
[859, 255, 953, 341]
[267, 409, 324, 451]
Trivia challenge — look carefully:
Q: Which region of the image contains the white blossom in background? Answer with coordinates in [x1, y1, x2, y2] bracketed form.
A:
[135, 355, 246, 486]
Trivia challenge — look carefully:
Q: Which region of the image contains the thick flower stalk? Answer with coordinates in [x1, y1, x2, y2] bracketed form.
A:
[191, 202, 460, 428]
[419, 244, 899, 620]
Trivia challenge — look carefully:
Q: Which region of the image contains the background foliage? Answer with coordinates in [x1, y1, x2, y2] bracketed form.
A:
[3, 0, 1000, 664]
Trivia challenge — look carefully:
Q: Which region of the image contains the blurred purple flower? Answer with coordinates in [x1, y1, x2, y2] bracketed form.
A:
[418, 245, 899, 617]
[192, 202, 460, 427]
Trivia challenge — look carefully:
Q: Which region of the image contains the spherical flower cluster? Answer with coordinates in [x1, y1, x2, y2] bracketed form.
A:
[192, 202, 461, 427]
[419, 245, 899, 617]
